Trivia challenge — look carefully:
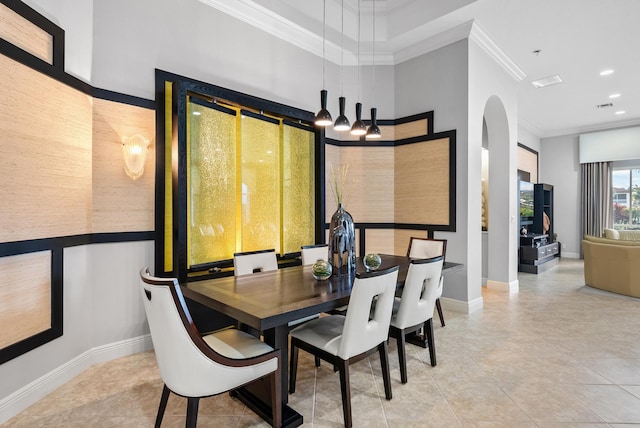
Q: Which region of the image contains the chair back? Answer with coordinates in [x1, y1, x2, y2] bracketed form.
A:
[338, 266, 399, 360]
[139, 268, 273, 397]
[301, 244, 329, 265]
[393, 257, 443, 329]
[233, 249, 278, 276]
[407, 237, 447, 259]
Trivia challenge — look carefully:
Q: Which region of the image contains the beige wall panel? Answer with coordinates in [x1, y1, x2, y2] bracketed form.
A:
[393, 229, 428, 256]
[378, 125, 394, 140]
[518, 146, 538, 183]
[330, 147, 394, 223]
[394, 119, 429, 140]
[394, 138, 450, 225]
[364, 229, 395, 255]
[0, 3, 53, 64]
[324, 144, 341, 223]
[0, 251, 51, 349]
[92, 99, 155, 233]
[0, 55, 92, 243]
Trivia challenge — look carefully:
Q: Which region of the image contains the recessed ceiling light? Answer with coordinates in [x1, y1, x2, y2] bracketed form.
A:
[609, 93, 621, 99]
[531, 75, 563, 88]
[600, 69, 614, 76]
[615, 110, 626, 115]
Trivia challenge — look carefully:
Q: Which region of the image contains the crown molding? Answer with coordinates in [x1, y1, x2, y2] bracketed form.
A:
[468, 22, 526, 82]
[392, 20, 474, 65]
[541, 118, 640, 139]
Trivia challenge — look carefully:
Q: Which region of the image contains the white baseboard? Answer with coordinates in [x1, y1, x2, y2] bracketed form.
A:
[487, 279, 519, 293]
[0, 334, 152, 425]
[561, 252, 580, 259]
[441, 296, 483, 314]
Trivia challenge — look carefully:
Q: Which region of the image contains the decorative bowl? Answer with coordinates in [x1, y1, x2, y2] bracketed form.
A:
[312, 259, 332, 280]
[363, 253, 382, 271]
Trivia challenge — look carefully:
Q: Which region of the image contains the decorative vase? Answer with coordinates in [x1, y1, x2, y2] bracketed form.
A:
[311, 259, 332, 280]
[363, 253, 382, 271]
[328, 203, 356, 277]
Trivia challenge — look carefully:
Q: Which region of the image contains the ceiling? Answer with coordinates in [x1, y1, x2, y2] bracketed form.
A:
[201, 0, 640, 138]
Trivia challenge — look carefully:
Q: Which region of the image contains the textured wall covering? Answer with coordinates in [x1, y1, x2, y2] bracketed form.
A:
[0, 2, 52, 64]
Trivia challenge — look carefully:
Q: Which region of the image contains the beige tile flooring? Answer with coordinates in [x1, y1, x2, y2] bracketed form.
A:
[4, 258, 640, 427]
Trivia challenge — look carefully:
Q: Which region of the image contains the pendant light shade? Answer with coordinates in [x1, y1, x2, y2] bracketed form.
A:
[366, 107, 381, 139]
[315, 89, 332, 126]
[351, 102, 367, 136]
[334, 97, 350, 131]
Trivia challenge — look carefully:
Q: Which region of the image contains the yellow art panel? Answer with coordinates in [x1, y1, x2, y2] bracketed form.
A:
[282, 124, 315, 254]
[188, 102, 237, 266]
[239, 114, 280, 252]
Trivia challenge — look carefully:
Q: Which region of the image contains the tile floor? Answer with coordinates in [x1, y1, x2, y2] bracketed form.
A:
[4, 258, 640, 427]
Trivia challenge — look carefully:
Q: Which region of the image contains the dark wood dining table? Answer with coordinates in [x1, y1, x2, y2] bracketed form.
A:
[181, 254, 463, 428]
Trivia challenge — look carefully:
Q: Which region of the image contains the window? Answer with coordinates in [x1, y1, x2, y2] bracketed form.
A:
[612, 168, 640, 229]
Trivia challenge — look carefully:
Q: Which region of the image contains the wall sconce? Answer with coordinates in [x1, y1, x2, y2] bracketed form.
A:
[122, 134, 149, 180]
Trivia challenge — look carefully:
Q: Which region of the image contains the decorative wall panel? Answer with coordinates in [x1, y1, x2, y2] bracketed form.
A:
[0, 251, 51, 349]
[0, 2, 52, 64]
[188, 102, 237, 266]
[92, 98, 155, 233]
[394, 119, 428, 140]
[518, 145, 538, 183]
[394, 138, 450, 225]
[0, 54, 92, 243]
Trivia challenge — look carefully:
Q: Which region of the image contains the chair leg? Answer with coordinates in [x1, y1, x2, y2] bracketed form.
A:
[271, 363, 282, 428]
[425, 319, 437, 366]
[338, 360, 352, 428]
[186, 397, 199, 428]
[315, 356, 321, 367]
[289, 341, 299, 394]
[436, 298, 445, 327]
[154, 384, 171, 428]
[395, 329, 408, 384]
[378, 342, 392, 400]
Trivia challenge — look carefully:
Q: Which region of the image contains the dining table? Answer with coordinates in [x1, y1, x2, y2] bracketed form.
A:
[181, 254, 463, 428]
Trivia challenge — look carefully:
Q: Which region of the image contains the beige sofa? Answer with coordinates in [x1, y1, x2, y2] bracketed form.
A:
[603, 228, 640, 241]
[582, 234, 640, 298]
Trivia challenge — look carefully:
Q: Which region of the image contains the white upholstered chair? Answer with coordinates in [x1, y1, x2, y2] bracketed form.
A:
[388, 256, 443, 383]
[300, 244, 329, 265]
[139, 268, 281, 428]
[233, 249, 278, 276]
[407, 237, 447, 327]
[289, 266, 399, 428]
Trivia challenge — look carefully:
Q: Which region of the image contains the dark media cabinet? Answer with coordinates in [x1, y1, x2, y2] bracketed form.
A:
[518, 234, 559, 273]
[518, 182, 559, 273]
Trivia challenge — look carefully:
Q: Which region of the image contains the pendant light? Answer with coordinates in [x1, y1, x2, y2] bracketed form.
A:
[333, 0, 350, 131]
[351, 0, 367, 136]
[366, 0, 381, 139]
[315, 0, 332, 127]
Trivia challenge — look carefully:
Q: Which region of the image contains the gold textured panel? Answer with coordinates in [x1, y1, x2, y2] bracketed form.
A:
[0, 251, 51, 349]
[394, 138, 450, 225]
[0, 55, 92, 243]
[364, 229, 395, 255]
[188, 103, 237, 266]
[0, 3, 53, 64]
[92, 99, 155, 233]
[518, 146, 538, 183]
[164, 82, 173, 272]
[240, 115, 281, 252]
[282, 124, 315, 254]
[332, 147, 395, 223]
[394, 119, 429, 139]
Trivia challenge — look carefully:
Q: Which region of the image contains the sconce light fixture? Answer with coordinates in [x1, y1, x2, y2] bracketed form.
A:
[122, 134, 149, 180]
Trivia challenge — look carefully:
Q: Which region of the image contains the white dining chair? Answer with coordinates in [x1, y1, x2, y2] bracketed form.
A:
[139, 268, 282, 428]
[407, 236, 447, 327]
[233, 249, 278, 276]
[388, 256, 443, 383]
[288, 266, 399, 428]
[300, 244, 329, 265]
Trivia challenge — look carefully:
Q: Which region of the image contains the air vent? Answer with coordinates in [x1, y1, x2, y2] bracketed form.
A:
[531, 75, 563, 88]
[596, 103, 614, 109]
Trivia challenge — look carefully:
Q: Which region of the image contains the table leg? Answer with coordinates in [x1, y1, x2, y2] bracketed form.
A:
[263, 325, 290, 404]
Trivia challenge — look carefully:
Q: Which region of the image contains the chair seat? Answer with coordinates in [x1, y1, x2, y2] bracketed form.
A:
[204, 328, 276, 360]
[289, 315, 346, 356]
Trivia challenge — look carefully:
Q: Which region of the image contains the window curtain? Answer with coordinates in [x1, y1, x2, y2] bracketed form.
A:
[580, 161, 612, 257]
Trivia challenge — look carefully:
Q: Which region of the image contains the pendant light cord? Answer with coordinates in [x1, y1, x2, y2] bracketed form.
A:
[322, 0, 326, 89]
[357, 0, 361, 102]
[340, 0, 344, 96]
[372, 0, 376, 101]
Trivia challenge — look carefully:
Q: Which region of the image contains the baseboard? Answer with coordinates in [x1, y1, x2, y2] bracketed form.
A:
[561, 252, 580, 259]
[486, 279, 519, 293]
[0, 334, 152, 425]
[441, 296, 483, 314]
